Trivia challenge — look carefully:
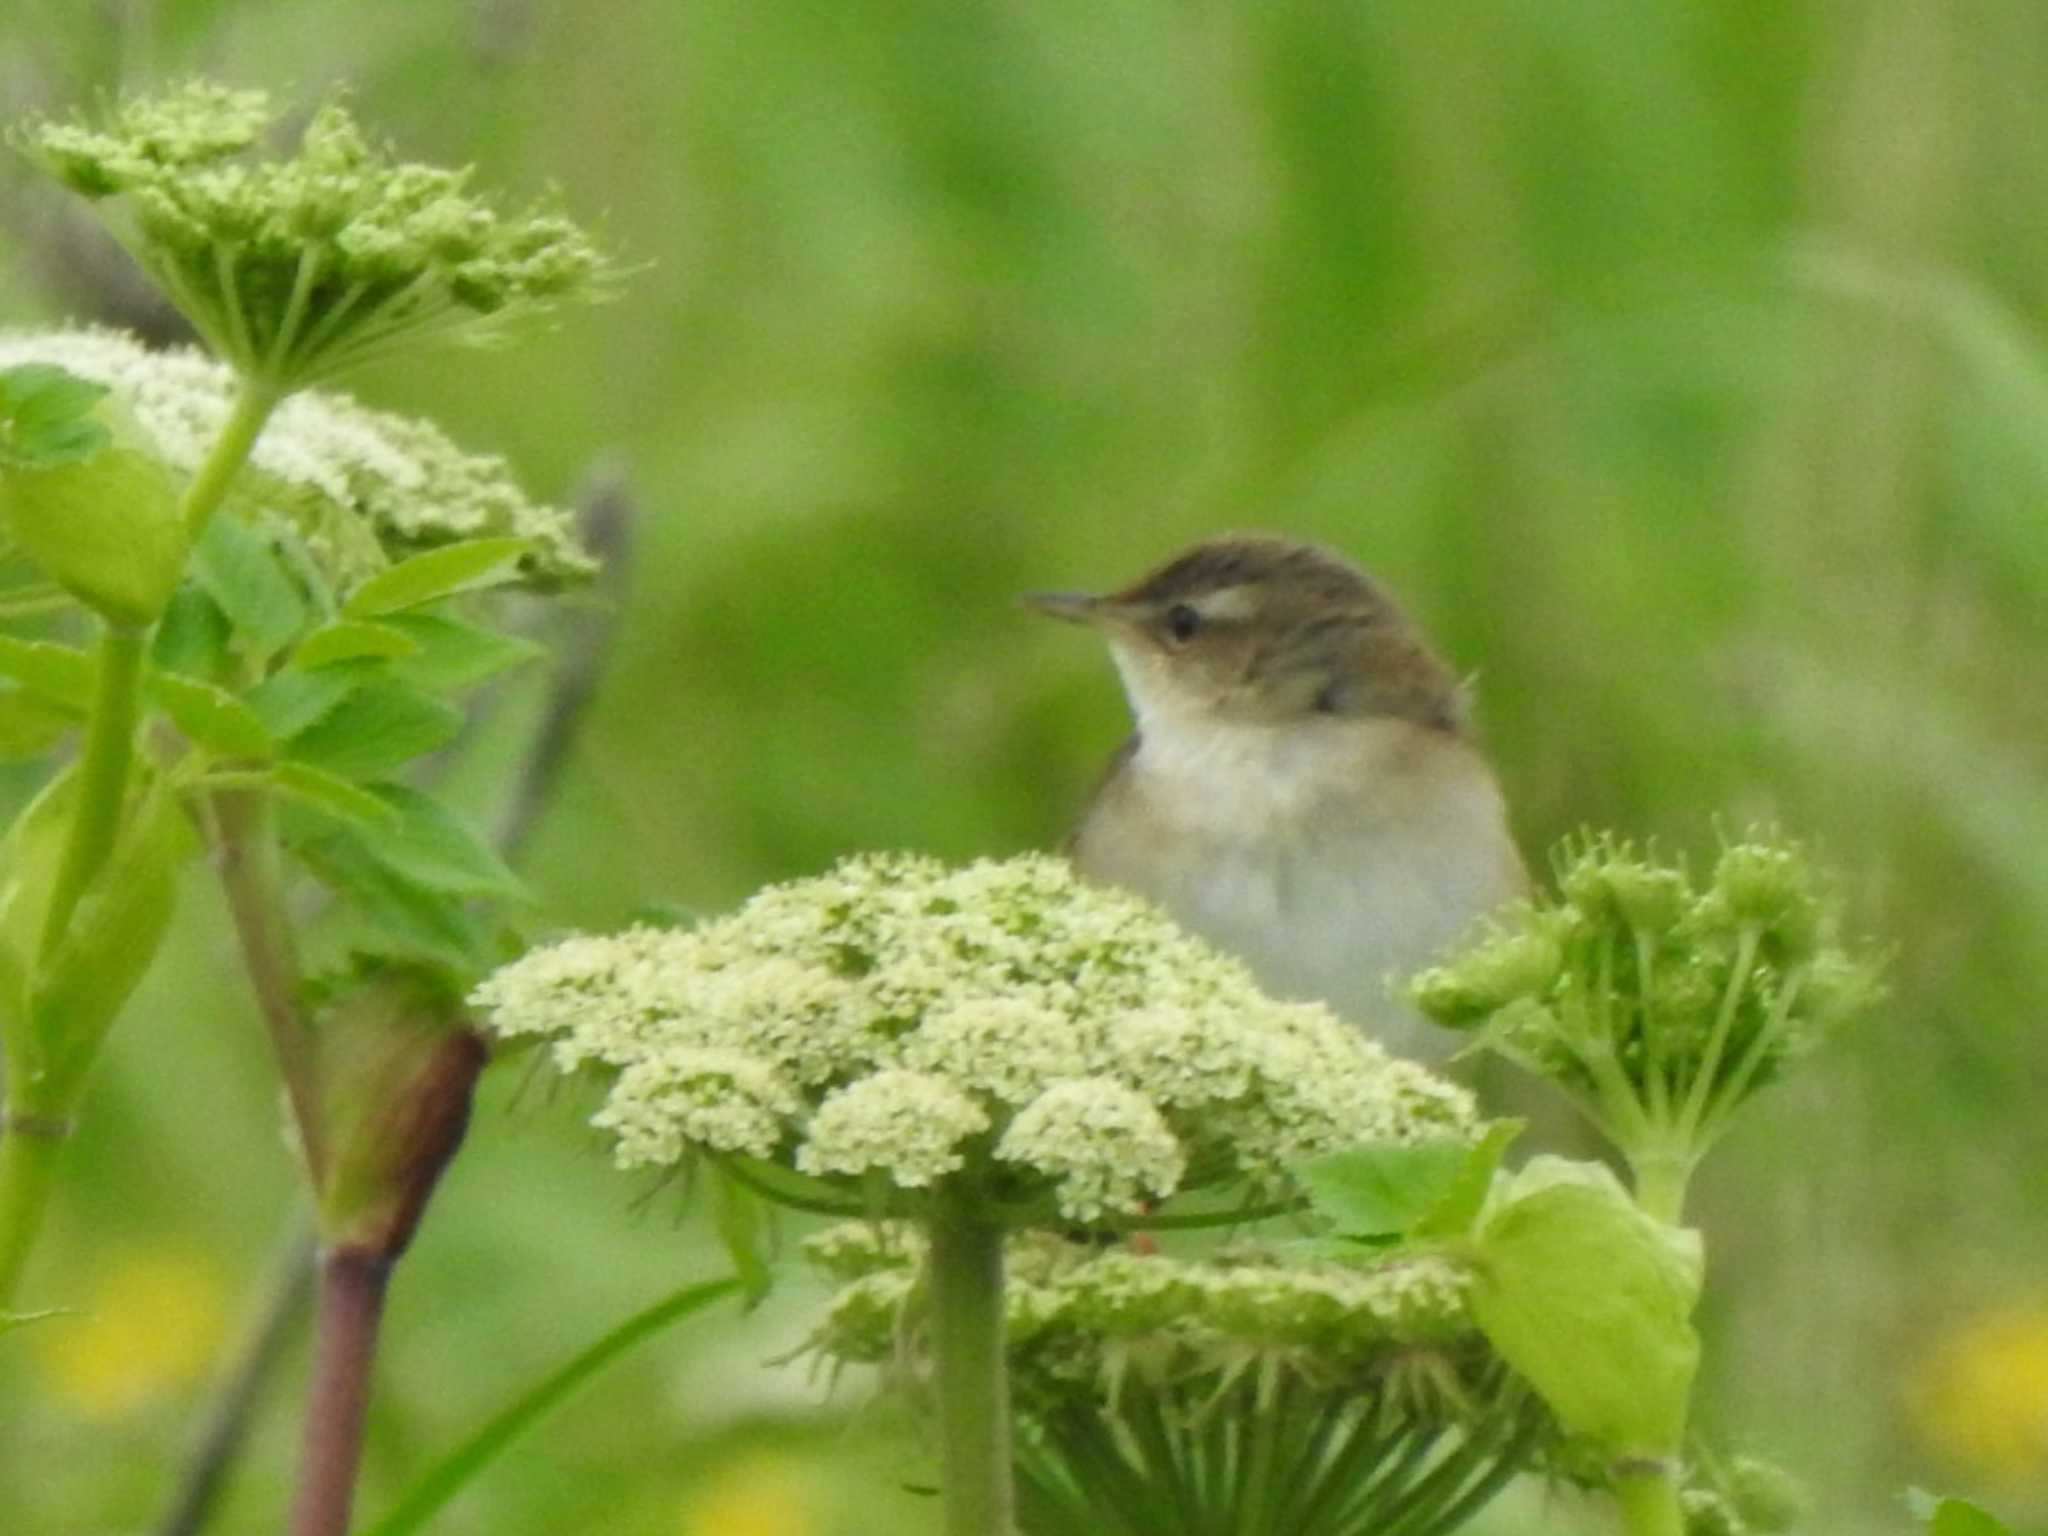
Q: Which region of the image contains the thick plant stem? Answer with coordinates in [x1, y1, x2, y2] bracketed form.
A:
[927, 1190, 1015, 1536]
[1613, 1462, 1686, 1536]
[1631, 1151, 1695, 1227]
[211, 789, 323, 1176]
[178, 378, 277, 541]
[37, 621, 148, 959]
[290, 1246, 391, 1536]
[0, 1116, 65, 1308]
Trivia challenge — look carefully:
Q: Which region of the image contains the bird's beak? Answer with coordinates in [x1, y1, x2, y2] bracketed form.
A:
[1021, 591, 1145, 630]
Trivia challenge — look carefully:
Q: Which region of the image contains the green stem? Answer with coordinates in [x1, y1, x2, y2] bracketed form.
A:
[1631, 1150, 1696, 1227]
[0, 1115, 66, 1308]
[36, 621, 149, 960]
[1612, 1462, 1687, 1536]
[178, 379, 279, 543]
[210, 790, 323, 1179]
[926, 1187, 1015, 1536]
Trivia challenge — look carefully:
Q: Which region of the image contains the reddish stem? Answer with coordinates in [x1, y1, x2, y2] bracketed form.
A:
[290, 1247, 392, 1536]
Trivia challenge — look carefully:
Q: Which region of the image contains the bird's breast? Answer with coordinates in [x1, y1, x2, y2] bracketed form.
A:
[1069, 716, 1523, 1043]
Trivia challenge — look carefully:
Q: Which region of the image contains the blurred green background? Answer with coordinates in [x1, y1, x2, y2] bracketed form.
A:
[3, 0, 2046, 1532]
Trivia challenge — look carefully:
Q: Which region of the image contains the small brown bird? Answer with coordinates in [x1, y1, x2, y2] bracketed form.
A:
[1028, 533, 1524, 1053]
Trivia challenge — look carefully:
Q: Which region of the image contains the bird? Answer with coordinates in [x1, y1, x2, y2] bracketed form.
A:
[1027, 532, 1524, 1055]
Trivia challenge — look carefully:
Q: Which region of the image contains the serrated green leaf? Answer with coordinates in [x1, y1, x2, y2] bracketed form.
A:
[358, 1278, 741, 1536]
[291, 620, 419, 670]
[150, 672, 275, 759]
[2, 364, 108, 425]
[286, 684, 463, 780]
[1415, 1119, 1524, 1239]
[245, 665, 371, 740]
[0, 635, 92, 712]
[342, 538, 535, 619]
[292, 830, 494, 973]
[354, 785, 528, 901]
[1295, 1137, 1478, 1240]
[152, 586, 234, 679]
[383, 614, 544, 693]
[191, 514, 310, 655]
[0, 364, 111, 468]
[0, 687, 74, 760]
[267, 761, 403, 831]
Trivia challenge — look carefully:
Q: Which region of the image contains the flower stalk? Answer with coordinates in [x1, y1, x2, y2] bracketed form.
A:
[928, 1190, 1016, 1536]
[291, 1248, 392, 1536]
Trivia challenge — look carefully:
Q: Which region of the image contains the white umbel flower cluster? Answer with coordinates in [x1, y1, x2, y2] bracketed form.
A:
[474, 853, 1476, 1223]
[0, 327, 592, 588]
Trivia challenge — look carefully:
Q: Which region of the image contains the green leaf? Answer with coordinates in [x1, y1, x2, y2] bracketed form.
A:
[357, 1277, 740, 1536]
[153, 587, 234, 680]
[341, 538, 535, 619]
[191, 514, 310, 655]
[1467, 1156, 1702, 1457]
[291, 620, 419, 670]
[383, 614, 544, 693]
[0, 364, 111, 468]
[1908, 1491, 2014, 1536]
[292, 831, 494, 972]
[285, 684, 463, 780]
[1295, 1135, 1484, 1240]
[267, 761, 403, 831]
[0, 436, 186, 624]
[0, 688, 74, 761]
[0, 636, 91, 713]
[1414, 1119, 1524, 1239]
[150, 672, 275, 759]
[245, 665, 371, 740]
[355, 785, 528, 901]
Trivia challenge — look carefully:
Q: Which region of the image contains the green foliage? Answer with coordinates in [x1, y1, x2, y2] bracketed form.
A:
[1295, 1121, 1520, 1243]
[0, 364, 109, 468]
[1908, 1491, 2018, 1536]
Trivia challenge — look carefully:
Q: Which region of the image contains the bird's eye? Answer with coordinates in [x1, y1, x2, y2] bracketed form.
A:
[1164, 603, 1202, 643]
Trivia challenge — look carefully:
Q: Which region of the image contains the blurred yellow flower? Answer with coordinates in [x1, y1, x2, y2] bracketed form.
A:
[1912, 1302, 2048, 1486]
[682, 1451, 823, 1536]
[32, 1247, 227, 1420]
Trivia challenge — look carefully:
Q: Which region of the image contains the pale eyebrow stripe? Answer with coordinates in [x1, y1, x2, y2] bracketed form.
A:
[1195, 585, 1258, 622]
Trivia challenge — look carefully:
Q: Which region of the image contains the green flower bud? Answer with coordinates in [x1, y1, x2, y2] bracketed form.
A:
[1409, 907, 1564, 1028]
[1725, 1454, 1807, 1533]
[1698, 840, 1825, 962]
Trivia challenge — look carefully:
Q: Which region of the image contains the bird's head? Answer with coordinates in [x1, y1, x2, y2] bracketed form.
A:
[1026, 533, 1465, 736]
